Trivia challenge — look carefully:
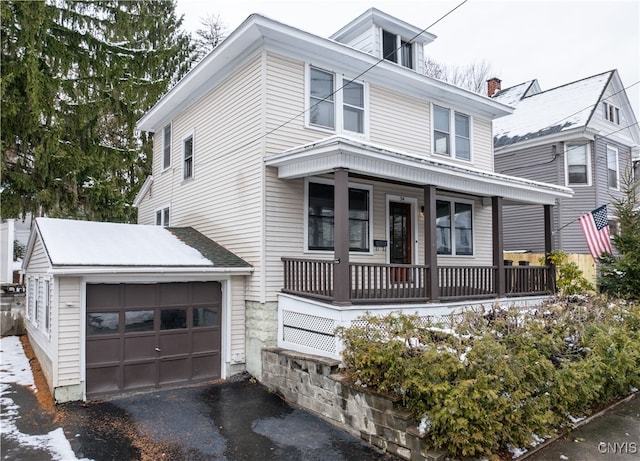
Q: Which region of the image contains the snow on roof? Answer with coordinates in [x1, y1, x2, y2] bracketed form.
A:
[493, 71, 612, 148]
[492, 80, 537, 108]
[35, 218, 213, 267]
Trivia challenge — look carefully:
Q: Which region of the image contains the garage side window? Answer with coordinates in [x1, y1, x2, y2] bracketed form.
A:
[193, 307, 218, 327]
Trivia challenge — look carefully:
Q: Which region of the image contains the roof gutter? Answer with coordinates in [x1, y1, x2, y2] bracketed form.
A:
[47, 266, 254, 276]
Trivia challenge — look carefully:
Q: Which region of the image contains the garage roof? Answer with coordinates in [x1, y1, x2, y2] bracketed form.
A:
[26, 218, 251, 270]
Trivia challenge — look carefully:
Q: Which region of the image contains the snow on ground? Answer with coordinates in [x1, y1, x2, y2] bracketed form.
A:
[0, 336, 91, 461]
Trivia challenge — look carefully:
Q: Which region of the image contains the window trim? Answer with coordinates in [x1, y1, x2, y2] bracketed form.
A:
[304, 177, 374, 254]
[43, 279, 50, 335]
[162, 123, 172, 171]
[182, 130, 194, 181]
[381, 29, 415, 69]
[435, 196, 475, 257]
[603, 101, 620, 125]
[564, 143, 592, 187]
[606, 144, 619, 190]
[432, 104, 473, 162]
[305, 64, 369, 137]
[155, 205, 171, 227]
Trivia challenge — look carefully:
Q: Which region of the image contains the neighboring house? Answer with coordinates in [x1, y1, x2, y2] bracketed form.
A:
[491, 70, 640, 254]
[24, 9, 573, 401]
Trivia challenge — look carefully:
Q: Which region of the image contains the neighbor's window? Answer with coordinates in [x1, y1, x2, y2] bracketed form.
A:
[607, 145, 619, 189]
[307, 180, 370, 252]
[163, 124, 171, 169]
[183, 134, 193, 180]
[382, 30, 413, 69]
[566, 144, 590, 185]
[155, 206, 170, 227]
[436, 199, 473, 256]
[603, 102, 620, 125]
[308, 66, 366, 135]
[433, 106, 471, 161]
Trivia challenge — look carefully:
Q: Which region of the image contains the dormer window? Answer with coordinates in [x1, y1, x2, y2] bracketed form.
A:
[382, 30, 413, 69]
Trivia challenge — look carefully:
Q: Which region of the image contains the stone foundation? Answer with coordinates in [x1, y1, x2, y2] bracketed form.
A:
[245, 301, 278, 377]
[261, 347, 447, 461]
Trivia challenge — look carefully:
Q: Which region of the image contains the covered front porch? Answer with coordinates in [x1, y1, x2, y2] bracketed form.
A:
[266, 136, 573, 307]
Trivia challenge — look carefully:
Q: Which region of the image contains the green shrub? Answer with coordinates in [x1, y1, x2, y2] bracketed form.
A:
[336, 298, 640, 459]
[544, 251, 593, 296]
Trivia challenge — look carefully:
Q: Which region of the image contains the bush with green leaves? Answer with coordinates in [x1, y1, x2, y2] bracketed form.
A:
[336, 297, 640, 459]
[542, 251, 593, 296]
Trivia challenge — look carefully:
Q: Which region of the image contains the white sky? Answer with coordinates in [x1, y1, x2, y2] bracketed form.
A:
[176, 0, 640, 119]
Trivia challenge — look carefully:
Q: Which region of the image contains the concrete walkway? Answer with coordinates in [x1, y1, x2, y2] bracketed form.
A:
[524, 394, 640, 460]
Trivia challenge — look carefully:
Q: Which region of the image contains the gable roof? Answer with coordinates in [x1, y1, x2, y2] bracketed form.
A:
[24, 218, 251, 273]
[493, 70, 614, 149]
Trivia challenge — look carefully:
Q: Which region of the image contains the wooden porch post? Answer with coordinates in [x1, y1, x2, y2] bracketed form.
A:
[424, 185, 439, 300]
[544, 204, 556, 293]
[333, 168, 351, 305]
[492, 196, 505, 297]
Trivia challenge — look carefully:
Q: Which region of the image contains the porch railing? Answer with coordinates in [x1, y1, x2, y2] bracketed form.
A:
[282, 257, 553, 304]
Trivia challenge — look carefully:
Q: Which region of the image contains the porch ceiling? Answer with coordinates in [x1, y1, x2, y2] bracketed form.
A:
[265, 136, 573, 206]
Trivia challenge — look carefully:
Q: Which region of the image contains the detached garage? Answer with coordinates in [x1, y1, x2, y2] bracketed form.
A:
[23, 218, 252, 402]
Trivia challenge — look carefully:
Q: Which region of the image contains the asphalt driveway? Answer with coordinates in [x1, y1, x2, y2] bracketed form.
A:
[1, 334, 394, 461]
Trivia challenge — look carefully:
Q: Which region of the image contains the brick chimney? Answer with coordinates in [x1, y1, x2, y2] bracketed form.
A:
[487, 77, 502, 97]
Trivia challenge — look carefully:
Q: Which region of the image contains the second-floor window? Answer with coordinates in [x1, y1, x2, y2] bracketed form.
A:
[308, 66, 366, 135]
[433, 106, 471, 161]
[603, 102, 620, 125]
[565, 144, 590, 185]
[163, 124, 171, 170]
[607, 145, 619, 189]
[155, 206, 170, 226]
[183, 134, 193, 180]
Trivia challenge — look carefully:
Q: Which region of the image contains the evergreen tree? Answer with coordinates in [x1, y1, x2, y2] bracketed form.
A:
[1, 0, 195, 222]
[598, 170, 640, 299]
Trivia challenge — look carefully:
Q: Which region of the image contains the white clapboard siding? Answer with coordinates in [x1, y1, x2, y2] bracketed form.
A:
[369, 85, 430, 155]
[57, 276, 82, 386]
[229, 276, 246, 361]
[472, 118, 494, 171]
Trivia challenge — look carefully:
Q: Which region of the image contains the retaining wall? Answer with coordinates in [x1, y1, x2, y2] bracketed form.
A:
[261, 347, 447, 461]
[1, 289, 26, 336]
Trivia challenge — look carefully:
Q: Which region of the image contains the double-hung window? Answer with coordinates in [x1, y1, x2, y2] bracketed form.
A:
[155, 206, 170, 226]
[566, 144, 590, 185]
[433, 105, 471, 161]
[308, 66, 366, 135]
[436, 199, 473, 255]
[607, 145, 619, 189]
[163, 124, 171, 170]
[183, 133, 194, 180]
[307, 180, 371, 252]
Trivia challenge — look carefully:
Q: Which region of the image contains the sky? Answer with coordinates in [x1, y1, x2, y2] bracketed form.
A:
[175, 0, 640, 118]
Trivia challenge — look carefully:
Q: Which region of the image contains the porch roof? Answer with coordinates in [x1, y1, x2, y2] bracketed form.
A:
[265, 136, 573, 205]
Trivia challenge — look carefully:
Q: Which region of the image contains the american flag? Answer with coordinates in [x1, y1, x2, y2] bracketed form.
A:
[578, 204, 613, 260]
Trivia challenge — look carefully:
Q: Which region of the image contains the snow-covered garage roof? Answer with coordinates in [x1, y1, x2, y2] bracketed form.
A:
[24, 218, 251, 273]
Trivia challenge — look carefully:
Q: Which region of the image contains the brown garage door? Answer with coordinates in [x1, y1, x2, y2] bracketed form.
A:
[86, 282, 221, 398]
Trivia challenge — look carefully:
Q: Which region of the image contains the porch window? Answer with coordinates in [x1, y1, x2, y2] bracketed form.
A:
[308, 66, 366, 135]
[183, 134, 193, 180]
[307, 181, 370, 252]
[607, 145, 619, 189]
[163, 124, 171, 170]
[436, 199, 473, 255]
[433, 105, 471, 161]
[566, 144, 590, 185]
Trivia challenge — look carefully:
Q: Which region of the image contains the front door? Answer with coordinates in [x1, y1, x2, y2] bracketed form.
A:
[389, 202, 412, 282]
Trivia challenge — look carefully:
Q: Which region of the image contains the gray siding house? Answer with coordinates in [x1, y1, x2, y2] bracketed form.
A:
[492, 70, 640, 254]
